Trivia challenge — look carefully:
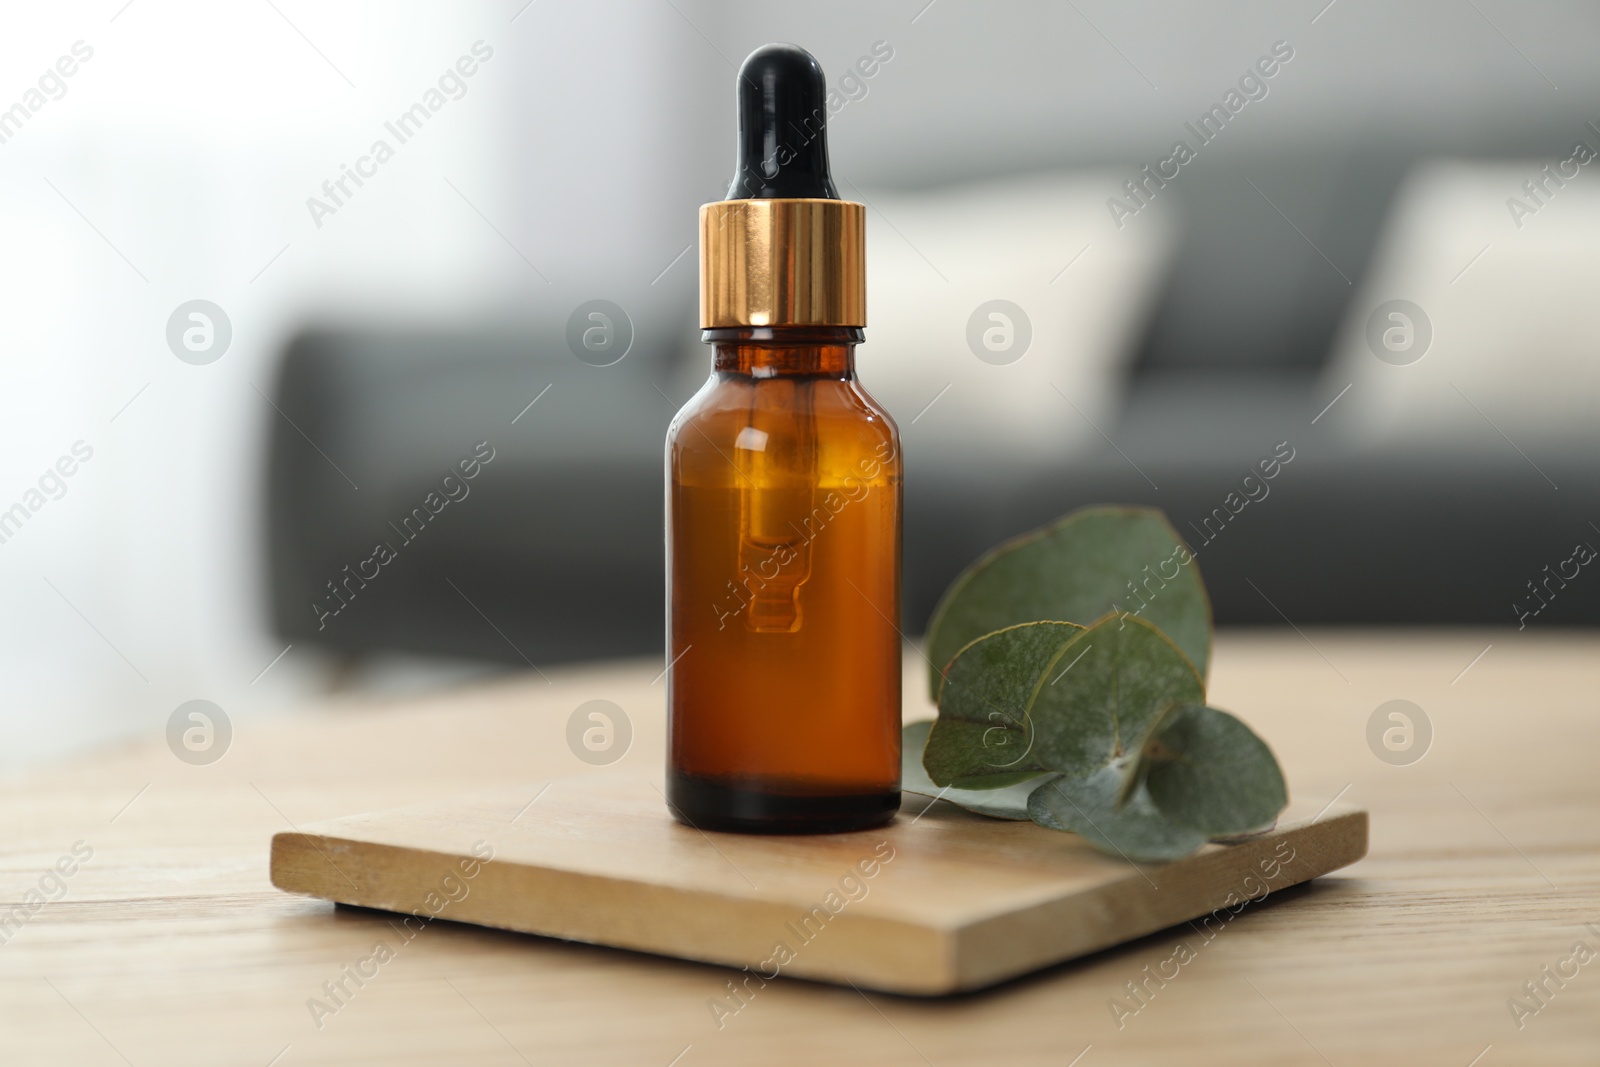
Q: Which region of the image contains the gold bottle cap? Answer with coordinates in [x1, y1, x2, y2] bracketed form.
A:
[699, 198, 865, 329]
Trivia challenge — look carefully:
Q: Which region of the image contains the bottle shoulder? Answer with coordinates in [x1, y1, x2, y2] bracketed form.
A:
[667, 372, 900, 488]
[668, 373, 899, 449]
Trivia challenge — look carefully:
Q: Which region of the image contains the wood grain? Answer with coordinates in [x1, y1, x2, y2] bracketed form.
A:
[0, 630, 1596, 1065]
[268, 780, 1366, 995]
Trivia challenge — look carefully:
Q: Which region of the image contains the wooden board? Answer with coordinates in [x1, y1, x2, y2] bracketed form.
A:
[270, 776, 1366, 995]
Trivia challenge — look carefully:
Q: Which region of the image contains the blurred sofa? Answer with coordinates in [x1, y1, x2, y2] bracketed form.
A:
[264, 152, 1600, 667]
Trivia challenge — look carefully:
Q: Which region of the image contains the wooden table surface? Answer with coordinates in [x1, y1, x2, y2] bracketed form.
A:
[2, 629, 1596, 1066]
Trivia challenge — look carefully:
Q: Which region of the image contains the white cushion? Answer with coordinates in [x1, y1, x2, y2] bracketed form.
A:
[858, 172, 1177, 461]
[1321, 159, 1600, 446]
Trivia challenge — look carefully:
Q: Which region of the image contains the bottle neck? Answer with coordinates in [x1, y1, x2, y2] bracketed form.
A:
[705, 326, 861, 377]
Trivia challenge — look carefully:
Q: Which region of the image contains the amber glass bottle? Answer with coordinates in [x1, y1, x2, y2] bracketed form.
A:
[665, 45, 902, 833]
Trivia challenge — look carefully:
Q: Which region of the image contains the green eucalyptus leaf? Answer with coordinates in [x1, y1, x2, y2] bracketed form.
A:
[1027, 767, 1207, 862]
[906, 503, 1287, 867]
[1022, 615, 1205, 779]
[1144, 704, 1288, 836]
[925, 506, 1212, 698]
[923, 622, 1082, 785]
[901, 721, 1055, 820]
[1115, 699, 1185, 808]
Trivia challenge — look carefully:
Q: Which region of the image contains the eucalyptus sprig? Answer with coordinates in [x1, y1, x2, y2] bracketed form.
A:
[903, 506, 1287, 862]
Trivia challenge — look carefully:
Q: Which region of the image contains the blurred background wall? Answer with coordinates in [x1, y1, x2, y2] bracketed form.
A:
[2, 0, 1597, 771]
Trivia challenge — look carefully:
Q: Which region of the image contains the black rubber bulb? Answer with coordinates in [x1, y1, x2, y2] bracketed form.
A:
[727, 43, 840, 200]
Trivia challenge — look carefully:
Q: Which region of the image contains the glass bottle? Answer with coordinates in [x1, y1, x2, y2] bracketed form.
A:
[664, 44, 902, 832]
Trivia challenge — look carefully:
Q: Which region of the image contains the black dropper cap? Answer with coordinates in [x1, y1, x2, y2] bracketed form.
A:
[727, 44, 840, 200]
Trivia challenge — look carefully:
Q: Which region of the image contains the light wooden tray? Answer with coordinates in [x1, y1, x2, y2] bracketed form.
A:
[269, 777, 1366, 995]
